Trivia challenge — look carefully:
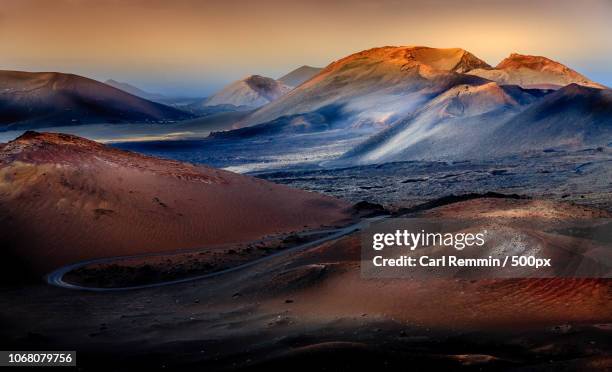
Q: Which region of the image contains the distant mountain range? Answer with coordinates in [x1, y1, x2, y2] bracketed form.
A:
[0, 70, 193, 130]
[104, 79, 168, 103]
[219, 46, 610, 165]
[0, 67, 312, 130]
[105, 79, 206, 108]
[0, 46, 609, 166]
[237, 47, 494, 128]
[199, 66, 322, 112]
[238, 47, 606, 128]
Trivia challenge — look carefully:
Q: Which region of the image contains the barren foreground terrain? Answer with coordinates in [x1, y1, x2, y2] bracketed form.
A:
[1, 198, 610, 371]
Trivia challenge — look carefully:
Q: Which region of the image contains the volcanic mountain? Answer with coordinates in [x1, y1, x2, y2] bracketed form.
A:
[213, 46, 609, 166]
[467, 53, 606, 90]
[278, 65, 323, 87]
[340, 83, 611, 165]
[238, 46, 492, 128]
[0, 131, 351, 281]
[204, 75, 291, 109]
[104, 79, 168, 103]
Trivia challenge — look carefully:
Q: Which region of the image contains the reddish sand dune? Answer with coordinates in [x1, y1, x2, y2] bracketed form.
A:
[0, 132, 351, 279]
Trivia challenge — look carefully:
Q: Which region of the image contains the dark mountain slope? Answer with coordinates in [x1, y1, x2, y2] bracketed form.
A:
[0, 70, 193, 130]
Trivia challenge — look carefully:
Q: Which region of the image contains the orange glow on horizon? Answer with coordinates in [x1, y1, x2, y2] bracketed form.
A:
[1, 0, 610, 96]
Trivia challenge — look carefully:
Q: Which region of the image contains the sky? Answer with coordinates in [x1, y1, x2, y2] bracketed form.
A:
[0, 0, 610, 97]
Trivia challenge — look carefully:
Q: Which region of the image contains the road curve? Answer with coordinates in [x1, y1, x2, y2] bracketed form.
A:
[46, 216, 387, 292]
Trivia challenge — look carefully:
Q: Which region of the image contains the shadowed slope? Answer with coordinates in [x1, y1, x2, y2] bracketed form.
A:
[488, 84, 612, 152]
[0, 70, 193, 130]
[338, 82, 531, 164]
[338, 83, 611, 165]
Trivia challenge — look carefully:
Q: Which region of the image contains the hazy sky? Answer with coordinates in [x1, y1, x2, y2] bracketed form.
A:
[1, 0, 610, 96]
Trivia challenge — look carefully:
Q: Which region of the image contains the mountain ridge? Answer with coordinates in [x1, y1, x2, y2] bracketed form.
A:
[278, 65, 323, 87]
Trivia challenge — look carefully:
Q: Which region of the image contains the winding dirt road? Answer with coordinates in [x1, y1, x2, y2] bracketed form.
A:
[46, 216, 387, 292]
